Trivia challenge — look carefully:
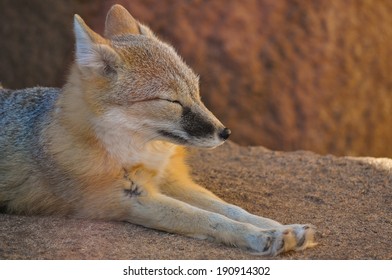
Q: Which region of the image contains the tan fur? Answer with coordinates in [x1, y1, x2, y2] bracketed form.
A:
[0, 5, 316, 256]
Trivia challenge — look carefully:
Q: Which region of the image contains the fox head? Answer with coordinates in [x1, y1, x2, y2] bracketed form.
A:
[71, 4, 230, 149]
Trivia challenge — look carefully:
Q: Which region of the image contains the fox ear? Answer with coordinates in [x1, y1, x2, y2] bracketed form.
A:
[104, 4, 155, 38]
[74, 14, 120, 75]
[104, 4, 140, 38]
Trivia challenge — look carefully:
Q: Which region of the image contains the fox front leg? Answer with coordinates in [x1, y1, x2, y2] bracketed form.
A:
[160, 177, 316, 252]
[121, 179, 295, 256]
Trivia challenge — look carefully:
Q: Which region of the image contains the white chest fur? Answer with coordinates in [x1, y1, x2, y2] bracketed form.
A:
[130, 140, 176, 172]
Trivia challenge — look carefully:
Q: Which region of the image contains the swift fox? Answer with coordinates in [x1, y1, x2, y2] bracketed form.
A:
[0, 4, 315, 256]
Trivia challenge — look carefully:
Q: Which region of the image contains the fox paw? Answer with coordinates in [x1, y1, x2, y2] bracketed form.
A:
[249, 224, 316, 256]
[280, 224, 317, 252]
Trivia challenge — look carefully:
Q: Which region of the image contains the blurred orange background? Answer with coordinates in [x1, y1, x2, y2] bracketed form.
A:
[1, 0, 391, 157]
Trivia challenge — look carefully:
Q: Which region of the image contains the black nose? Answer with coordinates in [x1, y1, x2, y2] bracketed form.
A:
[219, 127, 231, 140]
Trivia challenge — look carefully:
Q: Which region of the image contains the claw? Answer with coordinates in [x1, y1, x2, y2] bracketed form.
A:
[296, 233, 306, 247]
[277, 238, 285, 251]
[262, 236, 272, 252]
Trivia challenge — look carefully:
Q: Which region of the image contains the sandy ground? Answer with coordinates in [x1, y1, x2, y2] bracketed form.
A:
[1, 141, 391, 259]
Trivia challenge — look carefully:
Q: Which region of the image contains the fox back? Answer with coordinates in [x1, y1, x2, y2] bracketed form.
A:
[0, 88, 60, 212]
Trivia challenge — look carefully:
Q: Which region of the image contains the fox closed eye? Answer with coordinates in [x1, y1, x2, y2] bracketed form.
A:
[162, 99, 183, 106]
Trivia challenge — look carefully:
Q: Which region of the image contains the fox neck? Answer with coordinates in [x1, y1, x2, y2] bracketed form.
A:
[54, 66, 176, 176]
[92, 107, 177, 174]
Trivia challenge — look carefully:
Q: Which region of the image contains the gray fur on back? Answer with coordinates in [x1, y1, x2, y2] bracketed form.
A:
[0, 87, 60, 171]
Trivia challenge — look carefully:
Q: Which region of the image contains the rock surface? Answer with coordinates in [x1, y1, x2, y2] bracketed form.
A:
[1, 142, 391, 260]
